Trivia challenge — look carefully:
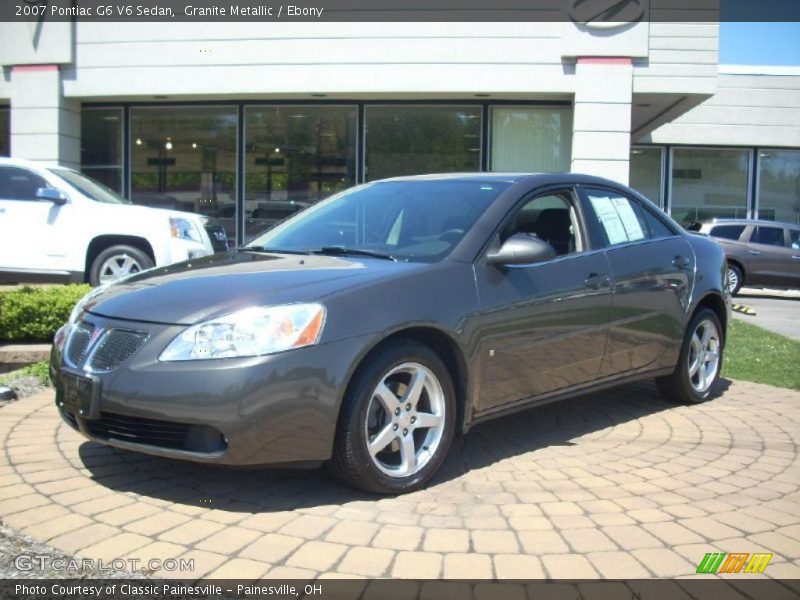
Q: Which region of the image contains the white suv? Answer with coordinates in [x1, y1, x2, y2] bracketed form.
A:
[0, 158, 227, 286]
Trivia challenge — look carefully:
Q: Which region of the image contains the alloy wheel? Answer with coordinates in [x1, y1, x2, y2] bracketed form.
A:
[98, 254, 143, 284]
[687, 318, 720, 394]
[364, 362, 446, 478]
[726, 267, 739, 295]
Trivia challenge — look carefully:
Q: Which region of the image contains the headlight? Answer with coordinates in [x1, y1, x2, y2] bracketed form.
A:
[159, 303, 326, 361]
[170, 217, 203, 243]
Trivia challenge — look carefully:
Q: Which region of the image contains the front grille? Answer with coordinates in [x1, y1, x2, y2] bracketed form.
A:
[204, 223, 229, 252]
[87, 412, 191, 451]
[88, 329, 149, 372]
[66, 322, 95, 366]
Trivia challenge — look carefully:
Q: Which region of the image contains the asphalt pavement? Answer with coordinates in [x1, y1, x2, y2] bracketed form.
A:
[734, 288, 800, 340]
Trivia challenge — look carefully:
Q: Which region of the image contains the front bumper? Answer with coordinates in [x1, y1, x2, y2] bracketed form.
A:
[50, 312, 377, 466]
[165, 238, 213, 264]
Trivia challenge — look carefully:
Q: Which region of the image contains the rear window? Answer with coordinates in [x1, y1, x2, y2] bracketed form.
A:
[709, 225, 745, 241]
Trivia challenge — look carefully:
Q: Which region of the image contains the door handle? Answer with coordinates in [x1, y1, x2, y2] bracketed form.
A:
[672, 255, 691, 270]
[584, 273, 611, 289]
[748, 250, 761, 256]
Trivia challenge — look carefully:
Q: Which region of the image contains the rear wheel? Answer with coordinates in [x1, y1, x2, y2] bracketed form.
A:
[328, 341, 456, 494]
[89, 245, 153, 286]
[726, 264, 743, 296]
[657, 308, 723, 404]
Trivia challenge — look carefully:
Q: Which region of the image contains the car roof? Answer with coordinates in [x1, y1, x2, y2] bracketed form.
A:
[703, 218, 799, 229]
[0, 157, 66, 171]
[373, 172, 628, 188]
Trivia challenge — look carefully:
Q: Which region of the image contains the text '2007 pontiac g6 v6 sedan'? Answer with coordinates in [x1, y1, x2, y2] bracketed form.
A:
[50, 173, 731, 494]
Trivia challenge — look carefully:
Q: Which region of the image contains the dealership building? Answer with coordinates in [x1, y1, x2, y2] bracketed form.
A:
[0, 19, 798, 244]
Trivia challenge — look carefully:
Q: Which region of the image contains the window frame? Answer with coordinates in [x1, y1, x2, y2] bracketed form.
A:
[578, 184, 681, 250]
[477, 185, 591, 265]
[488, 105, 573, 174]
[750, 225, 790, 249]
[363, 104, 484, 182]
[708, 224, 747, 242]
[667, 145, 753, 226]
[629, 145, 666, 208]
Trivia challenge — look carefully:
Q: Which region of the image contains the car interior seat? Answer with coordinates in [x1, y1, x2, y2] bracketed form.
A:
[529, 208, 573, 255]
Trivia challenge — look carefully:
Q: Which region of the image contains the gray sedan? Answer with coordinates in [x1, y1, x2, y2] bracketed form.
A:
[50, 174, 731, 494]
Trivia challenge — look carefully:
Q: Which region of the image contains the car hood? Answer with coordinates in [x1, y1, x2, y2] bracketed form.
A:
[89, 202, 202, 224]
[84, 251, 423, 325]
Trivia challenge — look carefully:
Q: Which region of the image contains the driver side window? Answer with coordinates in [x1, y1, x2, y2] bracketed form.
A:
[0, 167, 48, 201]
[502, 191, 583, 257]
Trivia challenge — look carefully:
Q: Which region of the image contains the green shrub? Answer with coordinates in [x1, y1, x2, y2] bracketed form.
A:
[0, 285, 91, 342]
[0, 360, 50, 386]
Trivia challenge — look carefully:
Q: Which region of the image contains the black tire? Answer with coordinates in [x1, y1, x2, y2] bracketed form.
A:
[89, 245, 154, 286]
[656, 308, 724, 404]
[727, 264, 743, 296]
[328, 341, 457, 495]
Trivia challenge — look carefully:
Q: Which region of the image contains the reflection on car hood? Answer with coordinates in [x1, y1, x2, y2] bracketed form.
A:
[85, 251, 422, 325]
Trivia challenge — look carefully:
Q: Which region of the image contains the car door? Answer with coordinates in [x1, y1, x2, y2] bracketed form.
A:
[579, 186, 694, 378]
[0, 165, 55, 271]
[745, 225, 793, 288]
[473, 187, 613, 413]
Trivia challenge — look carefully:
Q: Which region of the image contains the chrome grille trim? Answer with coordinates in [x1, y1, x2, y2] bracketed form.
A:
[65, 322, 95, 367]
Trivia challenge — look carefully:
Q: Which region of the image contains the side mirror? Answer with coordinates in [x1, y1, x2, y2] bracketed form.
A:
[486, 233, 557, 266]
[36, 187, 67, 205]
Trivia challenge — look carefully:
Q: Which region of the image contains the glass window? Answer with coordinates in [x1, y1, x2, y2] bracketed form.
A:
[709, 225, 745, 241]
[248, 179, 511, 263]
[81, 108, 123, 193]
[584, 188, 650, 247]
[0, 166, 47, 201]
[505, 192, 580, 256]
[757, 149, 800, 225]
[365, 106, 481, 181]
[751, 226, 786, 247]
[490, 107, 572, 173]
[131, 106, 237, 240]
[244, 106, 357, 241]
[670, 147, 750, 227]
[639, 205, 675, 239]
[630, 146, 663, 206]
[790, 229, 799, 250]
[49, 168, 130, 205]
[0, 108, 9, 157]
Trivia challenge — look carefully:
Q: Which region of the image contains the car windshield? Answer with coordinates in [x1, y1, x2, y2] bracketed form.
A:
[246, 179, 511, 262]
[49, 168, 131, 205]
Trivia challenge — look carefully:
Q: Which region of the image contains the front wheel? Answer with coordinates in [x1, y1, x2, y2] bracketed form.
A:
[328, 341, 456, 494]
[89, 245, 154, 286]
[657, 308, 723, 404]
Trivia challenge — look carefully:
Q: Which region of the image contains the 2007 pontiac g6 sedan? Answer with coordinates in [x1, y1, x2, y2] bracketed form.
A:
[51, 173, 731, 494]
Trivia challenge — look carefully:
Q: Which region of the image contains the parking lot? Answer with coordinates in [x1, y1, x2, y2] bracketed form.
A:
[734, 288, 800, 341]
[1, 378, 799, 583]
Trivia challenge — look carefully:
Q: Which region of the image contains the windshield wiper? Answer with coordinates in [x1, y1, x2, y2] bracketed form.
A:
[312, 246, 397, 261]
[237, 246, 311, 255]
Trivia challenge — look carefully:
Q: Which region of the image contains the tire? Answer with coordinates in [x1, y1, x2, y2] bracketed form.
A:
[726, 264, 743, 296]
[656, 308, 724, 404]
[328, 341, 457, 494]
[89, 245, 154, 286]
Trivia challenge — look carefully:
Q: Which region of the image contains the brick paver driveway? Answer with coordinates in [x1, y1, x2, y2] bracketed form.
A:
[1, 380, 799, 581]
